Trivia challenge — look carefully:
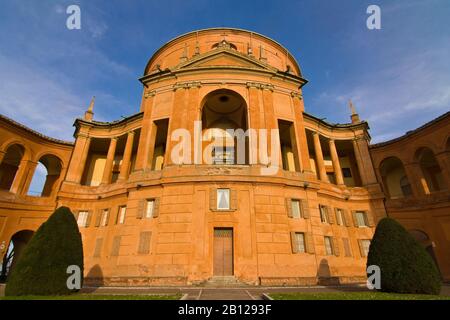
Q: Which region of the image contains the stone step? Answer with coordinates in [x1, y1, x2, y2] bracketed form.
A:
[203, 276, 250, 287]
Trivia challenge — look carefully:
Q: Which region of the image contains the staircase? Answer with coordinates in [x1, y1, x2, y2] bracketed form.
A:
[203, 276, 249, 287]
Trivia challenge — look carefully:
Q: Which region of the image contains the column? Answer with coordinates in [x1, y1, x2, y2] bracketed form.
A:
[329, 139, 344, 185]
[291, 92, 312, 172]
[118, 131, 135, 181]
[74, 136, 91, 184]
[101, 137, 117, 185]
[352, 137, 378, 185]
[134, 91, 156, 170]
[262, 87, 282, 169]
[65, 134, 91, 183]
[165, 85, 187, 166]
[19, 161, 38, 195]
[0, 150, 5, 165]
[313, 132, 328, 182]
[435, 151, 450, 188]
[247, 84, 260, 165]
[10, 159, 33, 194]
[404, 162, 426, 196]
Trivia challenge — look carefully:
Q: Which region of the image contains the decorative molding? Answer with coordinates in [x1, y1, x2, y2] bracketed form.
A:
[144, 90, 156, 99]
[290, 91, 303, 100]
[246, 82, 274, 91]
[173, 81, 202, 91]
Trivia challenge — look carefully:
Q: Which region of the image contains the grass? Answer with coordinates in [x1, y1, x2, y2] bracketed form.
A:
[269, 292, 450, 300]
[0, 293, 182, 300]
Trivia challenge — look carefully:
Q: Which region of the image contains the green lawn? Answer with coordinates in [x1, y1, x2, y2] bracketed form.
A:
[269, 292, 450, 300]
[1, 294, 182, 300]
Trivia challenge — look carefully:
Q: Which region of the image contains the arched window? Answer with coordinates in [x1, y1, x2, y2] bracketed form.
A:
[379, 157, 411, 199]
[201, 89, 249, 165]
[0, 144, 25, 191]
[28, 154, 62, 197]
[415, 147, 445, 193]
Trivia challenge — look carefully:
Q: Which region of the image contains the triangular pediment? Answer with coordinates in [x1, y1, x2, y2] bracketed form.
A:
[174, 49, 276, 72]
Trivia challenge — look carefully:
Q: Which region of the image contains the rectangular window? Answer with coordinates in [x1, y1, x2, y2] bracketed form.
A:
[336, 208, 344, 226]
[117, 206, 126, 224]
[295, 232, 306, 253]
[324, 236, 333, 255]
[319, 205, 329, 223]
[342, 168, 352, 178]
[100, 209, 109, 227]
[361, 239, 371, 257]
[343, 238, 352, 257]
[278, 120, 299, 172]
[145, 200, 155, 218]
[291, 200, 301, 219]
[356, 211, 368, 227]
[77, 211, 89, 227]
[217, 188, 231, 210]
[213, 146, 235, 165]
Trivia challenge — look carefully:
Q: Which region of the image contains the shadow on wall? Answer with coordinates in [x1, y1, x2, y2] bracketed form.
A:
[83, 264, 104, 292]
[316, 259, 341, 286]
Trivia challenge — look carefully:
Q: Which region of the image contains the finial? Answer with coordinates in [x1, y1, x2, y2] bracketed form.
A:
[259, 45, 267, 62]
[348, 99, 360, 123]
[84, 96, 95, 121]
[349, 99, 357, 115]
[194, 41, 200, 56]
[180, 43, 188, 62]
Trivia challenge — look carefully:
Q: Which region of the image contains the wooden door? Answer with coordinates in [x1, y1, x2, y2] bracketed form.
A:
[213, 228, 233, 276]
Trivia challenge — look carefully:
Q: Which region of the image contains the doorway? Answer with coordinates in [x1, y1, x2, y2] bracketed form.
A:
[213, 228, 233, 276]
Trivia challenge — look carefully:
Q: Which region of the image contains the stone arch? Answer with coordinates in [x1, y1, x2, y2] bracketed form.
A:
[379, 156, 412, 198]
[408, 229, 441, 274]
[200, 89, 249, 165]
[0, 144, 26, 191]
[1, 230, 34, 279]
[414, 147, 445, 193]
[27, 154, 63, 197]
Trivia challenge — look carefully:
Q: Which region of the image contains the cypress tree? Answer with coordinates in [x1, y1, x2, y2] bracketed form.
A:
[367, 217, 441, 295]
[5, 206, 84, 296]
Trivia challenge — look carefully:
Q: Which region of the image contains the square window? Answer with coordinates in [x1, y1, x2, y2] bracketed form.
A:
[118, 206, 126, 224]
[217, 189, 231, 210]
[324, 236, 333, 255]
[146, 200, 154, 218]
[77, 211, 88, 227]
[291, 200, 301, 218]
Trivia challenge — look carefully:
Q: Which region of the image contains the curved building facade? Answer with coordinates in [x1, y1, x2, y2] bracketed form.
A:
[1, 28, 424, 286]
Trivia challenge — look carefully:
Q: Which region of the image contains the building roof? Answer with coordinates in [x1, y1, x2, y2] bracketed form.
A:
[0, 113, 74, 146]
[303, 112, 369, 130]
[143, 27, 304, 78]
[370, 111, 450, 149]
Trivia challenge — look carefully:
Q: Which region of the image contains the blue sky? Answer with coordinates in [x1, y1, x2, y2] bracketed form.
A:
[1, 1, 449, 193]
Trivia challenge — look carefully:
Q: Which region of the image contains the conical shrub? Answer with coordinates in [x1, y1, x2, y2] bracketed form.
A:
[367, 217, 441, 295]
[5, 206, 84, 296]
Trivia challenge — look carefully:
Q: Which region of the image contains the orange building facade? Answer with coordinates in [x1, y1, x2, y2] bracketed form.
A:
[0, 28, 447, 285]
